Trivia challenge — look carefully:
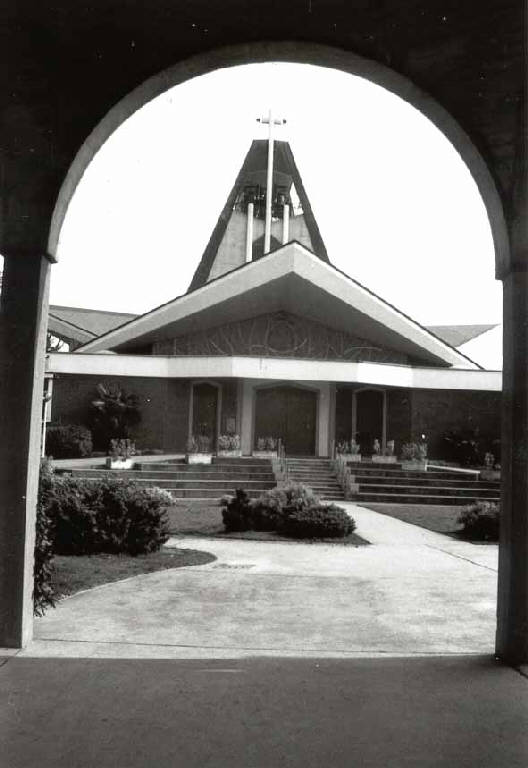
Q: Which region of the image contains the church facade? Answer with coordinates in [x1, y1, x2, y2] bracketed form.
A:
[46, 140, 501, 459]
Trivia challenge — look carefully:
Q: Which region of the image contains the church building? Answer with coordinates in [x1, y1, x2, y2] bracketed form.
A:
[46, 136, 502, 459]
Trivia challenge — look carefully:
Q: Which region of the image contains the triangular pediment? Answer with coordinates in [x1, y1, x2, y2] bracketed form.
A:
[78, 242, 479, 369]
[153, 310, 411, 364]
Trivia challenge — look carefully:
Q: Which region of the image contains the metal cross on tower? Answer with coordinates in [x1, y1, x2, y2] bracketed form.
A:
[257, 110, 287, 254]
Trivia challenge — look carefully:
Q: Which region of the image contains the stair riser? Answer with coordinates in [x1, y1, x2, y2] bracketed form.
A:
[358, 485, 500, 498]
[355, 494, 499, 505]
[169, 489, 267, 499]
[68, 469, 275, 481]
[349, 468, 485, 481]
[351, 477, 499, 489]
[136, 463, 273, 474]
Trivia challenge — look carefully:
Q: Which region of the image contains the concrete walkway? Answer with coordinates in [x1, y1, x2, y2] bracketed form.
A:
[3, 506, 527, 768]
[23, 504, 498, 658]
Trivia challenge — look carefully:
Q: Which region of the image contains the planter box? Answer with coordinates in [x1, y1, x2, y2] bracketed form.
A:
[372, 455, 398, 464]
[106, 458, 134, 470]
[253, 450, 278, 458]
[338, 453, 362, 462]
[401, 460, 428, 471]
[217, 450, 242, 458]
[186, 453, 213, 465]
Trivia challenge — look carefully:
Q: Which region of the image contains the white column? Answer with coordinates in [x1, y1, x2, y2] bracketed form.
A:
[318, 383, 331, 457]
[240, 380, 254, 455]
[245, 201, 254, 263]
[282, 203, 290, 244]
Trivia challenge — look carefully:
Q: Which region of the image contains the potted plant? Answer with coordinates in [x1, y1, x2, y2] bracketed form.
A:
[217, 433, 242, 457]
[336, 439, 362, 463]
[400, 441, 428, 470]
[106, 438, 136, 469]
[253, 436, 278, 458]
[372, 439, 398, 464]
[186, 434, 213, 464]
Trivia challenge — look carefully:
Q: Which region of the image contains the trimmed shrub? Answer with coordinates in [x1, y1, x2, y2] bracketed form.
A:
[458, 502, 499, 541]
[281, 504, 355, 539]
[43, 475, 171, 555]
[34, 460, 56, 616]
[221, 483, 356, 541]
[250, 483, 320, 532]
[46, 424, 93, 459]
[221, 489, 253, 532]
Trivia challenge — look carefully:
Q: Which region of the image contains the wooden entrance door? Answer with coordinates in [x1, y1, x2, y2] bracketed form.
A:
[356, 389, 384, 455]
[254, 386, 317, 455]
[192, 383, 218, 448]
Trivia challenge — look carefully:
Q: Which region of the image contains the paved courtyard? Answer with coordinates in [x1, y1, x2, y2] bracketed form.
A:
[25, 504, 498, 659]
[4, 505, 527, 768]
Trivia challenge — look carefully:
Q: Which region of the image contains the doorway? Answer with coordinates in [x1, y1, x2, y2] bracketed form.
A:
[354, 388, 385, 456]
[191, 382, 219, 449]
[254, 385, 317, 455]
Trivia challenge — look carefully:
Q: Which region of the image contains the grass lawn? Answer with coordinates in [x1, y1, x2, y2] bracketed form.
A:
[362, 503, 466, 535]
[52, 548, 216, 599]
[166, 504, 369, 546]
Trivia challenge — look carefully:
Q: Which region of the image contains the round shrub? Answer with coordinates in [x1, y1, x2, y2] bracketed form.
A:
[458, 502, 499, 541]
[43, 474, 171, 555]
[46, 424, 93, 459]
[281, 504, 355, 539]
[45, 475, 99, 555]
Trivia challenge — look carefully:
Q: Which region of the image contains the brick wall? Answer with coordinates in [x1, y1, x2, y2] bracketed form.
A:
[50, 374, 191, 452]
[410, 389, 501, 458]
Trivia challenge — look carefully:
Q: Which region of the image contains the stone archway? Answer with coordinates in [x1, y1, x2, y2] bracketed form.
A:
[1, 22, 525, 662]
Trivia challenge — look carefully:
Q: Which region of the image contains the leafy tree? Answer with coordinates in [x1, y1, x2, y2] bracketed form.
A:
[89, 382, 141, 451]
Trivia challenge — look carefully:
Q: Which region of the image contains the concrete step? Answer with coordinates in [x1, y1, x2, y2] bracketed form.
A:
[213, 458, 273, 467]
[136, 462, 273, 474]
[169, 488, 269, 499]
[347, 475, 498, 489]
[68, 468, 276, 482]
[357, 483, 500, 499]
[354, 491, 500, 505]
[347, 466, 484, 482]
[66, 476, 276, 491]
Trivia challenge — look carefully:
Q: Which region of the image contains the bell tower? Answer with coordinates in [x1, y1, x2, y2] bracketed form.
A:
[187, 120, 329, 292]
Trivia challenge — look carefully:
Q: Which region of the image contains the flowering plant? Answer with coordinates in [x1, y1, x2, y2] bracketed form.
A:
[218, 434, 241, 451]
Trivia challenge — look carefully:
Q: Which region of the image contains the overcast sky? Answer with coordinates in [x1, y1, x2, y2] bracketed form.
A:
[49, 62, 501, 326]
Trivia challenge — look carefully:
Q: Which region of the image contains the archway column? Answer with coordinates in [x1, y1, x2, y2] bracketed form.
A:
[0, 252, 51, 648]
[496, 265, 528, 664]
[495, 105, 528, 665]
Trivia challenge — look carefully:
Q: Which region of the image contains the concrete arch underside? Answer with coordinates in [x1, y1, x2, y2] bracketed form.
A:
[48, 41, 510, 278]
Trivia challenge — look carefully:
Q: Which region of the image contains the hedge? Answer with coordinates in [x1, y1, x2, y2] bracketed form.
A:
[34, 460, 56, 616]
[46, 424, 93, 459]
[221, 483, 355, 540]
[47, 474, 172, 556]
[280, 504, 355, 539]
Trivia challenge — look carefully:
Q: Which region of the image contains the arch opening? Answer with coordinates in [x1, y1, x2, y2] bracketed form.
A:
[48, 41, 509, 285]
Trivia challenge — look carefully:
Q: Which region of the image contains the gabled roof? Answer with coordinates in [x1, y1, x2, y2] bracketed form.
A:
[186, 140, 329, 292]
[77, 241, 480, 370]
[426, 324, 498, 347]
[48, 305, 137, 344]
